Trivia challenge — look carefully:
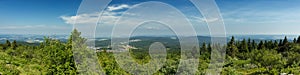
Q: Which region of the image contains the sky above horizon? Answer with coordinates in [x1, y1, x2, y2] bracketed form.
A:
[0, 0, 300, 36]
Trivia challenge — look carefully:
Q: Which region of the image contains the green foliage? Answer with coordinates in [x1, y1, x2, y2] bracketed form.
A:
[0, 30, 79, 74]
[222, 36, 300, 74]
[1, 30, 300, 75]
[200, 42, 209, 58]
[227, 36, 239, 57]
[239, 39, 249, 52]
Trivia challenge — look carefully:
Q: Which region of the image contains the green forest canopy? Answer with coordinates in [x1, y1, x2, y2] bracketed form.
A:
[1, 29, 300, 74]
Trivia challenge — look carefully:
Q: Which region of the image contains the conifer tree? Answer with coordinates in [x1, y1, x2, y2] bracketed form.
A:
[279, 39, 283, 46]
[252, 40, 257, 49]
[228, 36, 235, 45]
[283, 36, 289, 46]
[258, 41, 265, 50]
[6, 40, 11, 47]
[273, 40, 279, 49]
[264, 40, 274, 49]
[69, 29, 102, 74]
[227, 36, 238, 57]
[240, 39, 248, 52]
[11, 40, 17, 50]
[2, 40, 11, 50]
[207, 43, 212, 53]
[264, 40, 269, 48]
[297, 36, 300, 43]
[200, 42, 207, 54]
[279, 36, 290, 52]
[247, 38, 252, 51]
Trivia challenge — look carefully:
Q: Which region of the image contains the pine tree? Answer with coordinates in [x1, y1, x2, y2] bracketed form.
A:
[297, 36, 300, 43]
[258, 41, 265, 49]
[2, 40, 11, 50]
[252, 40, 257, 49]
[283, 36, 289, 46]
[273, 40, 279, 49]
[6, 40, 11, 47]
[207, 43, 212, 53]
[264, 40, 273, 49]
[279, 39, 283, 46]
[200, 42, 208, 54]
[240, 39, 248, 52]
[279, 36, 290, 52]
[229, 36, 235, 45]
[264, 40, 268, 49]
[11, 40, 18, 50]
[69, 29, 102, 74]
[227, 36, 238, 57]
[247, 38, 252, 51]
[293, 38, 297, 43]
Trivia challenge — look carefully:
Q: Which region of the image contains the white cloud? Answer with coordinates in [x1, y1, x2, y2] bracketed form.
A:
[59, 3, 209, 36]
[60, 13, 99, 25]
[107, 4, 131, 11]
[60, 4, 132, 25]
[189, 16, 220, 23]
[189, 16, 205, 23]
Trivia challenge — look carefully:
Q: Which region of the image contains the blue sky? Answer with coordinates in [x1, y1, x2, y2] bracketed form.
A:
[0, 0, 300, 36]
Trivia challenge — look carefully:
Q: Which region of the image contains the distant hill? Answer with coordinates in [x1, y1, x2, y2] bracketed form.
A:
[1, 34, 298, 47]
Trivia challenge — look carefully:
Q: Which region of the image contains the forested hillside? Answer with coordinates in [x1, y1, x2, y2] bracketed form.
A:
[1, 30, 300, 74]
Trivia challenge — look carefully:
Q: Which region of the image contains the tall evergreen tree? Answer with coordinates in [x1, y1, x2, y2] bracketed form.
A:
[252, 40, 257, 49]
[265, 40, 275, 49]
[2, 40, 11, 50]
[279, 36, 290, 52]
[6, 40, 11, 47]
[297, 36, 300, 43]
[258, 41, 265, 50]
[247, 38, 253, 51]
[207, 43, 212, 53]
[69, 29, 102, 74]
[273, 40, 279, 49]
[240, 39, 249, 52]
[283, 36, 289, 46]
[227, 36, 239, 57]
[229, 36, 235, 45]
[200, 42, 208, 54]
[293, 38, 297, 43]
[264, 40, 268, 49]
[279, 39, 283, 46]
[11, 40, 18, 50]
